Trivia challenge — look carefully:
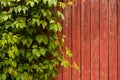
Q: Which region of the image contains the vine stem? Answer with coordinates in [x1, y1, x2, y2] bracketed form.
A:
[56, 34, 80, 71]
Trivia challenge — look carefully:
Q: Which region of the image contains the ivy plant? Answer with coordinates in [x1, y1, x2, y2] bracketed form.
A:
[0, 0, 75, 80]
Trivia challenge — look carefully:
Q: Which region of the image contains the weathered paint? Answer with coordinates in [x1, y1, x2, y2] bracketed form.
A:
[71, 0, 81, 80]
[118, 0, 120, 80]
[62, 0, 72, 80]
[109, 0, 117, 80]
[81, 0, 91, 80]
[55, 0, 120, 80]
[100, 0, 109, 80]
[91, 0, 99, 80]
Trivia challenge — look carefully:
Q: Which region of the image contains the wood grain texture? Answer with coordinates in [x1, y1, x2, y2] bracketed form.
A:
[118, 0, 120, 80]
[108, 0, 117, 80]
[71, 0, 81, 80]
[62, 0, 72, 80]
[55, 0, 120, 80]
[55, 66, 63, 80]
[81, 0, 91, 80]
[55, 7, 63, 80]
[100, 0, 109, 80]
[91, 0, 100, 80]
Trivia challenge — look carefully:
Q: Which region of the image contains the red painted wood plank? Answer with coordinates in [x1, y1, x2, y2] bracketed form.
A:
[55, 34, 63, 80]
[62, 0, 72, 80]
[56, 66, 63, 80]
[55, 8, 63, 80]
[91, 0, 100, 80]
[118, 0, 120, 80]
[81, 0, 91, 80]
[108, 0, 117, 80]
[71, 0, 81, 80]
[100, 0, 109, 80]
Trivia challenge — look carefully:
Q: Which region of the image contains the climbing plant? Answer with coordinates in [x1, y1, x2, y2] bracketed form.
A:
[0, 0, 76, 80]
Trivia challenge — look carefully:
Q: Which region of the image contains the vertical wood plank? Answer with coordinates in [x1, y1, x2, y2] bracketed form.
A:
[118, 0, 120, 80]
[55, 8, 63, 80]
[56, 0, 120, 80]
[109, 0, 117, 80]
[56, 66, 63, 80]
[100, 0, 109, 80]
[71, 0, 81, 80]
[81, 0, 91, 80]
[55, 34, 63, 80]
[62, 0, 72, 80]
[91, 0, 100, 80]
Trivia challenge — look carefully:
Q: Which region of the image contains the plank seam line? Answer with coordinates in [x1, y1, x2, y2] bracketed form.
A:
[99, 0, 100, 80]
[117, 0, 118, 80]
[108, 0, 109, 79]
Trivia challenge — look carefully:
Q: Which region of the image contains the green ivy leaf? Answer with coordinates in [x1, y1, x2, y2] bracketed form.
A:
[0, 74, 6, 80]
[41, 20, 47, 29]
[21, 39, 27, 45]
[16, 73, 21, 80]
[66, 47, 72, 57]
[27, 1, 35, 7]
[36, 35, 48, 44]
[11, 61, 17, 68]
[34, 0, 39, 4]
[28, 56, 33, 62]
[8, 67, 13, 74]
[61, 59, 69, 68]
[28, 75, 33, 80]
[26, 28, 33, 35]
[43, 0, 47, 4]
[36, 35, 43, 44]
[18, 65, 23, 72]
[22, 6, 28, 14]
[49, 22, 62, 32]
[3, 67, 8, 74]
[52, 71, 57, 78]
[8, 50, 15, 59]
[21, 72, 28, 80]
[57, 11, 65, 20]
[32, 48, 41, 57]
[26, 38, 33, 48]
[40, 48, 46, 56]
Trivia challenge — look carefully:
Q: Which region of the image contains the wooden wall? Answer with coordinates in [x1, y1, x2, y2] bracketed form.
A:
[55, 0, 120, 80]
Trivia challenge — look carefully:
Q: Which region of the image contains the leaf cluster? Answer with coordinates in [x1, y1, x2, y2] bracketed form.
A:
[0, 0, 71, 80]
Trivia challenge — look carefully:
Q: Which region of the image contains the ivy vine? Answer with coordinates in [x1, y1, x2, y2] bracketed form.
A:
[0, 0, 77, 80]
